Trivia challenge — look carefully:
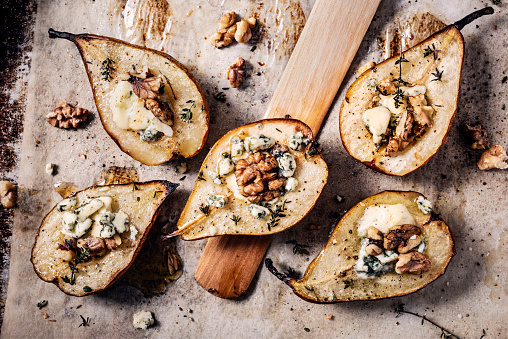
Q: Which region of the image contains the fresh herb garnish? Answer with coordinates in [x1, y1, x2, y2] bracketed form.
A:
[431, 67, 444, 82]
[304, 328, 310, 332]
[231, 214, 241, 225]
[395, 304, 459, 339]
[393, 51, 410, 108]
[132, 182, 139, 191]
[37, 300, 48, 309]
[83, 286, 92, 293]
[267, 200, 290, 230]
[250, 46, 257, 52]
[423, 43, 437, 59]
[480, 329, 486, 339]
[136, 197, 140, 202]
[153, 190, 163, 198]
[180, 100, 196, 123]
[214, 92, 226, 102]
[79, 315, 91, 327]
[61, 248, 90, 285]
[61, 275, 75, 285]
[199, 205, 210, 216]
[197, 171, 206, 181]
[304, 285, 314, 291]
[285, 266, 298, 278]
[285, 240, 309, 255]
[492, 0, 501, 5]
[100, 58, 115, 81]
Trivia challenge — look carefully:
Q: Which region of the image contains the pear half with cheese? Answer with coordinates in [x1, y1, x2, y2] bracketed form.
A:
[340, 8, 493, 176]
[168, 119, 328, 240]
[31, 181, 177, 296]
[266, 191, 454, 303]
[48, 29, 209, 165]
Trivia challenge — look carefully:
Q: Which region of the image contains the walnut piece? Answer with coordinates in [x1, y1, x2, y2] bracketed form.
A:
[145, 98, 173, 125]
[85, 237, 105, 253]
[235, 152, 286, 203]
[46, 102, 90, 129]
[129, 75, 163, 100]
[0, 181, 16, 208]
[377, 78, 396, 95]
[383, 224, 422, 252]
[367, 226, 383, 241]
[227, 57, 245, 88]
[477, 145, 508, 170]
[167, 249, 181, 275]
[460, 124, 489, 150]
[395, 252, 432, 274]
[210, 12, 237, 48]
[104, 234, 122, 250]
[210, 12, 256, 47]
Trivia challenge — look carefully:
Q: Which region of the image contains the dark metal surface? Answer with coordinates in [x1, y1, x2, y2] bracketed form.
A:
[0, 0, 36, 328]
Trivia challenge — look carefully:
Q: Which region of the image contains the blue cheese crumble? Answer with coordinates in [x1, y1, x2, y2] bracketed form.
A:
[415, 196, 432, 214]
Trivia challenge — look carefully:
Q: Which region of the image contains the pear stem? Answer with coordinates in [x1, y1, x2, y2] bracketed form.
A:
[48, 28, 77, 42]
[453, 7, 494, 31]
[265, 258, 294, 286]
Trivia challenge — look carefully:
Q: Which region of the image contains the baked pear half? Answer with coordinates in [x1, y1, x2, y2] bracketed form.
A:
[340, 8, 493, 176]
[266, 191, 454, 303]
[31, 181, 177, 296]
[166, 119, 328, 240]
[48, 29, 209, 165]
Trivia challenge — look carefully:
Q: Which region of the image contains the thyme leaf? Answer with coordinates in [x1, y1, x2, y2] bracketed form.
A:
[423, 43, 438, 59]
[79, 315, 91, 327]
[37, 300, 48, 309]
[199, 205, 210, 216]
[267, 200, 290, 230]
[197, 171, 206, 181]
[100, 58, 115, 81]
[214, 92, 226, 102]
[285, 240, 309, 255]
[153, 190, 163, 198]
[285, 266, 298, 278]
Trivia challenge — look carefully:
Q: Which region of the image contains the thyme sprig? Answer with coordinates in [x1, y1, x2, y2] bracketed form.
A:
[231, 214, 241, 225]
[393, 51, 410, 108]
[395, 304, 460, 339]
[431, 68, 444, 82]
[267, 200, 290, 231]
[60, 247, 90, 285]
[285, 266, 298, 278]
[100, 58, 115, 81]
[79, 315, 91, 327]
[423, 43, 438, 59]
[285, 240, 309, 255]
[180, 100, 196, 123]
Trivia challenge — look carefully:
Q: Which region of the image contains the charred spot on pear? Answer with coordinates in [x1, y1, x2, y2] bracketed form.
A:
[165, 119, 328, 240]
[340, 8, 493, 176]
[48, 29, 209, 166]
[31, 181, 177, 296]
[266, 191, 454, 303]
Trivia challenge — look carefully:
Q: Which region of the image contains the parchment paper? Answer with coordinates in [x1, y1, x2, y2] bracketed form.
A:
[2, 0, 507, 338]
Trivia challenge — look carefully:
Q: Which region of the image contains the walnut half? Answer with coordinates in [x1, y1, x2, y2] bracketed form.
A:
[477, 145, 508, 170]
[395, 252, 432, 274]
[235, 152, 285, 203]
[460, 123, 489, 150]
[227, 57, 245, 88]
[46, 102, 90, 129]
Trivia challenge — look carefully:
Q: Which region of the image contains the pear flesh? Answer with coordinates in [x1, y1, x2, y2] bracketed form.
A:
[340, 8, 494, 176]
[266, 191, 454, 303]
[31, 181, 177, 296]
[173, 119, 328, 240]
[49, 29, 209, 166]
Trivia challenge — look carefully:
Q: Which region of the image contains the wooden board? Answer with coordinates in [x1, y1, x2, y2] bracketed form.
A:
[195, 0, 382, 298]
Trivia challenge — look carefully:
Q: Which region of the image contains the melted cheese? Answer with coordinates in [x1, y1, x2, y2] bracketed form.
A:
[379, 94, 406, 115]
[363, 106, 391, 144]
[357, 203, 415, 236]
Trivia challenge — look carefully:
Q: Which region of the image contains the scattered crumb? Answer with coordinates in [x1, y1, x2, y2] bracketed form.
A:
[41, 311, 49, 319]
[326, 314, 334, 320]
[307, 224, 321, 230]
[45, 163, 55, 175]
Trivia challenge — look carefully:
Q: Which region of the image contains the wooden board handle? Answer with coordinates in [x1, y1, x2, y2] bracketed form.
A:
[195, 0, 381, 299]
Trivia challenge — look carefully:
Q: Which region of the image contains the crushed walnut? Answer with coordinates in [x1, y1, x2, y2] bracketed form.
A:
[210, 12, 256, 48]
[46, 102, 90, 129]
[227, 57, 245, 88]
[0, 181, 17, 208]
[235, 152, 286, 203]
[460, 123, 489, 149]
[167, 248, 181, 275]
[477, 145, 508, 170]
